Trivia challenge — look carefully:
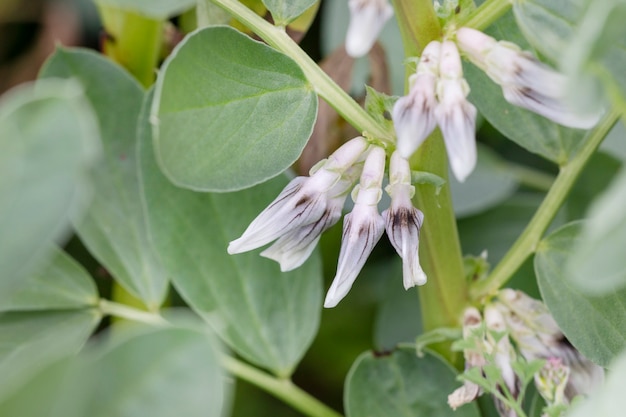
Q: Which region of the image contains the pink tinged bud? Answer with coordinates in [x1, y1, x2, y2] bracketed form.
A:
[345, 0, 394, 58]
[456, 27, 601, 129]
[393, 41, 441, 159]
[228, 137, 368, 256]
[436, 41, 477, 183]
[382, 152, 427, 288]
[324, 147, 386, 308]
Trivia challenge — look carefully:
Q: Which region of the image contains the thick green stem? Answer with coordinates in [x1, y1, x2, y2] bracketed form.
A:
[209, 0, 392, 143]
[222, 356, 344, 417]
[459, 0, 512, 31]
[471, 111, 619, 299]
[392, 0, 467, 364]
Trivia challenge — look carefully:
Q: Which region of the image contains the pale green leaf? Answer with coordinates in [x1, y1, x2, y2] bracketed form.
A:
[0, 79, 100, 294]
[152, 26, 318, 192]
[568, 168, 626, 293]
[262, 0, 317, 25]
[0, 247, 98, 312]
[0, 309, 101, 402]
[345, 348, 481, 417]
[535, 222, 626, 367]
[567, 349, 626, 417]
[140, 91, 322, 376]
[40, 48, 169, 309]
[0, 324, 227, 417]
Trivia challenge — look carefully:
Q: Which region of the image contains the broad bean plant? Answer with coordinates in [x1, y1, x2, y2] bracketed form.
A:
[1, 0, 626, 416]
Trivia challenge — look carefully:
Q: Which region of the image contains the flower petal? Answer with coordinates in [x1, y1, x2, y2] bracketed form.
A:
[346, 0, 394, 57]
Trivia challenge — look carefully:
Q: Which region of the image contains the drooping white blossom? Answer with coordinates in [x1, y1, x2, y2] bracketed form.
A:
[345, 0, 394, 58]
[324, 146, 386, 308]
[436, 40, 477, 183]
[382, 151, 427, 288]
[455, 27, 602, 129]
[261, 166, 362, 271]
[392, 41, 440, 159]
[228, 137, 369, 256]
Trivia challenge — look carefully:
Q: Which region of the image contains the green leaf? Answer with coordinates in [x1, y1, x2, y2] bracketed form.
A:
[464, 11, 587, 165]
[94, 0, 196, 18]
[0, 247, 98, 312]
[262, 0, 317, 25]
[567, 168, 626, 293]
[140, 91, 322, 376]
[152, 26, 318, 192]
[0, 324, 227, 417]
[40, 48, 169, 309]
[364, 86, 396, 138]
[89, 325, 226, 417]
[450, 144, 519, 218]
[0, 79, 100, 294]
[567, 349, 626, 417]
[0, 309, 101, 402]
[512, 0, 585, 63]
[535, 222, 626, 367]
[344, 348, 481, 417]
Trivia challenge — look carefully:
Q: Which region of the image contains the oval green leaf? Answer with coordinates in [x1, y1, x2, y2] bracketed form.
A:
[152, 26, 318, 192]
[140, 91, 322, 376]
[567, 168, 626, 293]
[0, 309, 101, 402]
[0, 247, 98, 312]
[535, 221, 626, 367]
[345, 348, 481, 417]
[0, 79, 100, 294]
[40, 48, 169, 310]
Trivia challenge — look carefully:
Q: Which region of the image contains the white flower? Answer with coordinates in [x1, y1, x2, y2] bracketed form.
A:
[324, 146, 386, 308]
[392, 41, 440, 159]
[260, 166, 362, 271]
[345, 0, 394, 58]
[382, 151, 427, 288]
[436, 40, 477, 183]
[228, 137, 368, 256]
[455, 27, 601, 129]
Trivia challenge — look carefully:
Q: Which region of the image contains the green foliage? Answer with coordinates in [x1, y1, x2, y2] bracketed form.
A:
[0, 79, 100, 294]
[94, 0, 197, 18]
[139, 91, 322, 376]
[40, 48, 170, 310]
[535, 222, 626, 367]
[0, 324, 226, 417]
[152, 26, 318, 192]
[344, 348, 481, 417]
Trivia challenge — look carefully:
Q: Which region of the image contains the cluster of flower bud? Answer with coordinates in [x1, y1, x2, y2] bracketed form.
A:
[449, 290, 604, 415]
[228, 137, 427, 308]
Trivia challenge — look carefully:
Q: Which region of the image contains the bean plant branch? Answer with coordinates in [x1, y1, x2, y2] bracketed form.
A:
[459, 0, 512, 31]
[99, 299, 167, 325]
[471, 110, 620, 299]
[222, 356, 344, 417]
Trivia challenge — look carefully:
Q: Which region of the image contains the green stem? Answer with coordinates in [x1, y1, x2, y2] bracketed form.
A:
[221, 356, 344, 417]
[471, 111, 619, 299]
[209, 0, 392, 143]
[459, 0, 512, 31]
[391, 0, 467, 365]
[99, 299, 167, 325]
